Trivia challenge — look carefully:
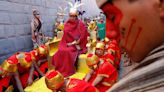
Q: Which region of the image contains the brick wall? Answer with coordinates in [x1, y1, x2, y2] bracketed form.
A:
[0, 0, 67, 63]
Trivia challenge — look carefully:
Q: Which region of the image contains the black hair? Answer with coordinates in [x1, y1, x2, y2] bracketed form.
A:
[108, 0, 113, 4]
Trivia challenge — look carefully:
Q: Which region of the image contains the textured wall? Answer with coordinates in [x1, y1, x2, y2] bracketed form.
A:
[81, 0, 101, 17]
[0, 0, 67, 63]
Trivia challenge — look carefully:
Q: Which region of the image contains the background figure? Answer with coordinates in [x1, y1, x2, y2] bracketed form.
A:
[31, 9, 43, 48]
[52, 2, 88, 77]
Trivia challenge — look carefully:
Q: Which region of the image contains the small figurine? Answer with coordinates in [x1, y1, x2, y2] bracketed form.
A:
[86, 20, 98, 53]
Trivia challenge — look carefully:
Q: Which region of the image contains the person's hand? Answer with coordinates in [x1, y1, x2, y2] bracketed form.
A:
[67, 40, 77, 46]
[71, 40, 77, 45]
[67, 43, 73, 47]
[75, 45, 82, 51]
[28, 77, 33, 86]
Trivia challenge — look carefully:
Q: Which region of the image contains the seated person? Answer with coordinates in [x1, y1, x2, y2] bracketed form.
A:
[85, 54, 118, 92]
[52, 2, 88, 77]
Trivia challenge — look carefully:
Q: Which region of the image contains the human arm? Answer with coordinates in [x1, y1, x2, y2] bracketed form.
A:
[84, 69, 94, 82]
[92, 75, 104, 86]
[31, 20, 36, 42]
[28, 62, 35, 86]
[14, 71, 24, 92]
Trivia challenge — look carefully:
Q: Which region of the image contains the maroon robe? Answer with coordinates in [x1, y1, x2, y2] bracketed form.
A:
[52, 19, 88, 77]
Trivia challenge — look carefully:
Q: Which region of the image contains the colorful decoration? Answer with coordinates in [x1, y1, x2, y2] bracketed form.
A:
[45, 70, 64, 90]
[37, 45, 48, 58]
[86, 54, 99, 67]
[68, 1, 84, 16]
[17, 52, 33, 68]
[1, 55, 18, 74]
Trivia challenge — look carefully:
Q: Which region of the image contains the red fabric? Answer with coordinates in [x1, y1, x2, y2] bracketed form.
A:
[19, 70, 39, 88]
[7, 54, 18, 64]
[30, 49, 39, 61]
[24, 52, 33, 63]
[45, 69, 58, 79]
[101, 3, 122, 41]
[17, 64, 30, 74]
[39, 61, 48, 74]
[19, 61, 48, 88]
[108, 41, 121, 68]
[20, 73, 30, 88]
[88, 61, 118, 92]
[38, 45, 48, 58]
[67, 78, 97, 92]
[103, 54, 115, 62]
[52, 19, 88, 77]
[0, 76, 11, 88]
[18, 62, 47, 88]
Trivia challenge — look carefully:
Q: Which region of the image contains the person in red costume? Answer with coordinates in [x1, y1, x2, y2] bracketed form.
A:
[0, 48, 48, 92]
[52, 2, 88, 77]
[0, 54, 24, 92]
[45, 70, 98, 92]
[104, 38, 121, 69]
[95, 41, 105, 58]
[85, 54, 118, 92]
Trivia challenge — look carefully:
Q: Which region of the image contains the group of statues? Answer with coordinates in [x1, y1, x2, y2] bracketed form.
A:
[1, 0, 163, 91]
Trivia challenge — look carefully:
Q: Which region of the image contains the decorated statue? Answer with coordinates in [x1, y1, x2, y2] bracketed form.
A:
[52, 1, 88, 77]
[53, 7, 67, 38]
[31, 9, 43, 48]
[86, 20, 98, 53]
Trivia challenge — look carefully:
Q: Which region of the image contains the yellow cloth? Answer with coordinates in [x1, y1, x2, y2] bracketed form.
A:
[69, 72, 86, 80]
[24, 54, 90, 91]
[24, 77, 52, 92]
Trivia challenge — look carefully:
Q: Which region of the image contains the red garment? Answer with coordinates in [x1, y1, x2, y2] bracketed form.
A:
[101, 3, 123, 41]
[107, 41, 121, 68]
[0, 76, 11, 88]
[67, 78, 97, 92]
[19, 61, 48, 88]
[52, 19, 88, 77]
[7, 54, 19, 64]
[30, 49, 39, 62]
[88, 61, 118, 92]
[39, 61, 48, 74]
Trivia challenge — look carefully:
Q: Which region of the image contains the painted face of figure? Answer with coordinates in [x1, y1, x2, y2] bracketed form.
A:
[69, 15, 77, 21]
[95, 49, 104, 57]
[106, 0, 164, 62]
[33, 10, 40, 19]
